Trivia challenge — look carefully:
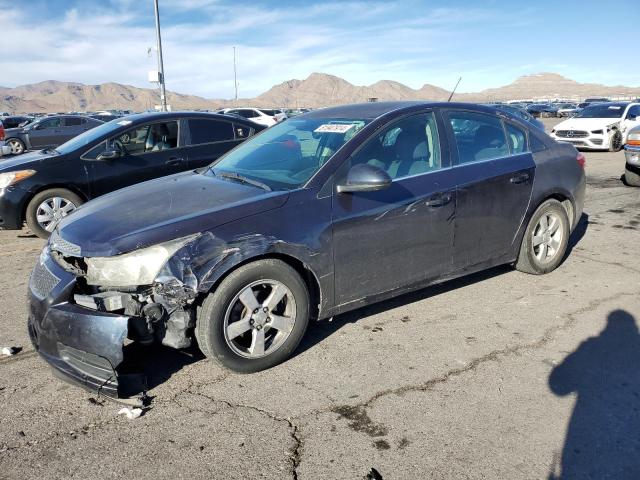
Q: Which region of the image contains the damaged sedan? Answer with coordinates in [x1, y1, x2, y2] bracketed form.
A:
[27, 102, 586, 399]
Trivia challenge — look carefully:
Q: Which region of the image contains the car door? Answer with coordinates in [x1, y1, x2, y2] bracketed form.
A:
[184, 117, 252, 169]
[27, 117, 63, 148]
[83, 119, 185, 197]
[331, 111, 457, 306]
[443, 109, 535, 270]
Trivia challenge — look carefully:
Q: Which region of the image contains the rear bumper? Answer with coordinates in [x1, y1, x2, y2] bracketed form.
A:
[0, 141, 11, 156]
[27, 248, 145, 400]
[624, 145, 640, 168]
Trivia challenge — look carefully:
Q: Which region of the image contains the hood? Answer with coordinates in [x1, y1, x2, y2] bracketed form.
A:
[56, 170, 290, 257]
[554, 117, 620, 132]
[0, 149, 58, 170]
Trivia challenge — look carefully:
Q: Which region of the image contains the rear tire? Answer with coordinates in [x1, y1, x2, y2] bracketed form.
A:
[515, 199, 570, 275]
[25, 188, 84, 239]
[195, 259, 310, 373]
[624, 167, 640, 187]
[6, 138, 25, 155]
[609, 130, 623, 152]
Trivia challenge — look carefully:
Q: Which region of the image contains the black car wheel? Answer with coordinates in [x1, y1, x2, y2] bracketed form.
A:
[609, 130, 623, 152]
[7, 138, 25, 155]
[196, 259, 310, 372]
[25, 188, 84, 239]
[624, 167, 640, 187]
[515, 199, 570, 275]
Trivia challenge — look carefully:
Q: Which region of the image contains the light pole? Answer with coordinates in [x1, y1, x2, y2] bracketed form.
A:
[233, 46, 238, 106]
[153, 0, 167, 112]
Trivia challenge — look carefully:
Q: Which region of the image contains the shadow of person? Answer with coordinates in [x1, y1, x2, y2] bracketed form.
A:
[548, 309, 640, 479]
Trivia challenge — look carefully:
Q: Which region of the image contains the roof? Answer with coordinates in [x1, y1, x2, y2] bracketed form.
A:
[302, 101, 501, 120]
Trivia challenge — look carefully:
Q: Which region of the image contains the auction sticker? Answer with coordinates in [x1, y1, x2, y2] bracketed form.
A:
[314, 124, 356, 134]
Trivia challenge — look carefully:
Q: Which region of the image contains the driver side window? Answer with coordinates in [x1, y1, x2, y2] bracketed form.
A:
[112, 121, 178, 156]
[348, 112, 442, 180]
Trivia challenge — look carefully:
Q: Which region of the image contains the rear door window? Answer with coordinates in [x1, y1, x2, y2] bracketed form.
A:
[447, 111, 509, 164]
[187, 119, 235, 145]
[505, 123, 529, 154]
[64, 117, 82, 127]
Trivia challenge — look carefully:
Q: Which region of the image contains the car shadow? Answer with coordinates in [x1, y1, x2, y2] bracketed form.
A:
[548, 309, 640, 479]
[564, 212, 589, 258]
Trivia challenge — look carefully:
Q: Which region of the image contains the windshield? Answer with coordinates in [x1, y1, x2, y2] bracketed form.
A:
[209, 116, 369, 190]
[53, 118, 128, 154]
[575, 104, 627, 119]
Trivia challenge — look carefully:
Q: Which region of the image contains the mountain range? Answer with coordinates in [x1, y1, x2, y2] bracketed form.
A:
[1, 73, 639, 114]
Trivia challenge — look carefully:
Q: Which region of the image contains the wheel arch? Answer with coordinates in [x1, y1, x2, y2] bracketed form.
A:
[198, 251, 324, 321]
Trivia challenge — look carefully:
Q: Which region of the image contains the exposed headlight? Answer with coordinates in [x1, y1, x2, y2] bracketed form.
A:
[85, 235, 198, 287]
[0, 170, 36, 189]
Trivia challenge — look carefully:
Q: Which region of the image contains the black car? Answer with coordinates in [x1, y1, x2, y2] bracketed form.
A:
[486, 104, 545, 131]
[4, 115, 104, 155]
[26, 102, 586, 399]
[526, 104, 560, 118]
[0, 112, 264, 237]
[0, 115, 34, 129]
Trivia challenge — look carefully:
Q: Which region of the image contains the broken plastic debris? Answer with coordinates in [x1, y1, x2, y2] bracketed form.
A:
[1, 346, 21, 356]
[118, 407, 143, 419]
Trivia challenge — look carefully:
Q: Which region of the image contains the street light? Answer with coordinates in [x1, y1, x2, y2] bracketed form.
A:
[153, 0, 167, 112]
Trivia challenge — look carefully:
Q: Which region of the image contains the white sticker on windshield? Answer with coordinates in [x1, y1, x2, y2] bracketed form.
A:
[314, 124, 356, 134]
[117, 120, 133, 125]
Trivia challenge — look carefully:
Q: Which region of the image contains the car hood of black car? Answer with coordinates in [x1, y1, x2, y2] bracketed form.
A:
[55, 170, 290, 257]
[0, 149, 60, 171]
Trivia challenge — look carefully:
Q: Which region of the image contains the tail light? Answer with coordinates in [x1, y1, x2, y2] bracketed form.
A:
[576, 152, 586, 169]
[0, 121, 4, 141]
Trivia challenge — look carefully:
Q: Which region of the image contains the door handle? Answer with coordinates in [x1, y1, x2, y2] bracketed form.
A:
[510, 172, 530, 184]
[425, 192, 453, 207]
[165, 157, 184, 166]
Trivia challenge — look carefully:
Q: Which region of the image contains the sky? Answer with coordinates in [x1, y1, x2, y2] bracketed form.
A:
[0, 0, 638, 99]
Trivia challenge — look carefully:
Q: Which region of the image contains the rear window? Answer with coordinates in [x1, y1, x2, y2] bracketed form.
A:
[188, 119, 235, 145]
[64, 117, 82, 126]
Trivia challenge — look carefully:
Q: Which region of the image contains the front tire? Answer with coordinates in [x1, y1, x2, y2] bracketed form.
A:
[196, 259, 310, 373]
[6, 138, 25, 155]
[624, 167, 640, 187]
[25, 189, 84, 238]
[515, 199, 570, 275]
[609, 130, 623, 152]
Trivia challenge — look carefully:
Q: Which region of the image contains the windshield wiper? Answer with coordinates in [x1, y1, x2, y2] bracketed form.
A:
[214, 171, 272, 191]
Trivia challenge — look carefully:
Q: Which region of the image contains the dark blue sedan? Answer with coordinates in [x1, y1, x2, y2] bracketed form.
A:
[28, 102, 585, 398]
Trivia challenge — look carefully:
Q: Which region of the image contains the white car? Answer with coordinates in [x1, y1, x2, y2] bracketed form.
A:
[218, 108, 286, 127]
[550, 102, 640, 151]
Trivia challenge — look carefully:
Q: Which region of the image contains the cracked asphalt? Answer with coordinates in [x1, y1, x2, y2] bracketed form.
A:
[1, 118, 639, 479]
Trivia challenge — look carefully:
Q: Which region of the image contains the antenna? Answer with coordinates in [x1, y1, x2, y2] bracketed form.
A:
[447, 77, 462, 102]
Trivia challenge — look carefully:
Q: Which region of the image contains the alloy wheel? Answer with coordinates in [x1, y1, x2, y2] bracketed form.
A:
[8, 139, 24, 155]
[223, 280, 297, 359]
[532, 212, 564, 263]
[36, 197, 78, 232]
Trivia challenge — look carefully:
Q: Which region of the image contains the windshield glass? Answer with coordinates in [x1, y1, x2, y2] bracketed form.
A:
[575, 104, 627, 119]
[209, 116, 369, 190]
[53, 118, 128, 154]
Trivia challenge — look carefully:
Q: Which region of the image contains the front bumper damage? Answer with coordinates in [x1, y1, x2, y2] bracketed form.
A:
[27, 247, 191, 402]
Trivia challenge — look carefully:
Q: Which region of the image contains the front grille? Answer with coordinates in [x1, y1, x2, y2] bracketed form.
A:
[591, 139, 603, 145]
[555, 130, 589, 138]
[50, 231, 81, 256]
[29, 261, 60, 299]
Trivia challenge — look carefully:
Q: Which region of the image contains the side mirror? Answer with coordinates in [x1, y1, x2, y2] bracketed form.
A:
[336, 163, 392, 193]
[96, 148, 121, 161]
[627, 114, 637, 121]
